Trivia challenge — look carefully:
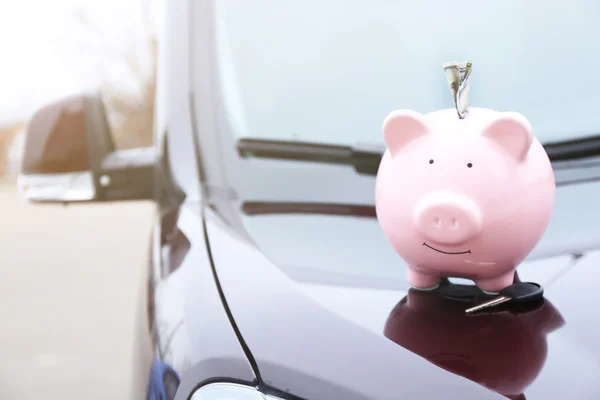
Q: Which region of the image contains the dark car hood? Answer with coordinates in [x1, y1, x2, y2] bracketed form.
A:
[204, 160, 600, 399]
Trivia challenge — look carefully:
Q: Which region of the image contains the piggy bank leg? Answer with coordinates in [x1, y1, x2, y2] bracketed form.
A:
[407, 268, 440, 291]
[475, 271, 515, 295]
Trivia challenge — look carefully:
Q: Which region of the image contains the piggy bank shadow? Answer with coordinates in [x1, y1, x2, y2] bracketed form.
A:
[383, 275, 565, 400]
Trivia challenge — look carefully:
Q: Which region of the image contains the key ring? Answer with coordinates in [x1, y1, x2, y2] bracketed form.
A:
[443, 60, 472, 119]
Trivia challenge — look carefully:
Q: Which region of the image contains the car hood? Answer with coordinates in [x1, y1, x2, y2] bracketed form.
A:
[293, 253, 600, 400]
[204, 169, 600, 399]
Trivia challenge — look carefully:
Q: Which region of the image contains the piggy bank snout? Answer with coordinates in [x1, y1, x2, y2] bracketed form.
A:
[414, 193, 482, 245]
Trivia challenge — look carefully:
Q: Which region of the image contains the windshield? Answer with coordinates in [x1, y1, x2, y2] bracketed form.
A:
[214, 0, 600, 146]
[205, 0, 600, 263]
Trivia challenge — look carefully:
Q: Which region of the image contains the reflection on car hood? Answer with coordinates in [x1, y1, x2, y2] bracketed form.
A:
[225, 179, 600, 399]
[293, 253, 600, 400]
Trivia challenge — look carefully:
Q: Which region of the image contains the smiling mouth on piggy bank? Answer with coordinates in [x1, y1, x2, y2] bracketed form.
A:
[423, 242, 472, 255]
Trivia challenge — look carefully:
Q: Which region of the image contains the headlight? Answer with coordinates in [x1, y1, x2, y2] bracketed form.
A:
[190, 382, 285, 399]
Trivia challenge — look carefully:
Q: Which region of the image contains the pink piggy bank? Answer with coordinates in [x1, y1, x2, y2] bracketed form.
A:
[375, 108, 556, 294]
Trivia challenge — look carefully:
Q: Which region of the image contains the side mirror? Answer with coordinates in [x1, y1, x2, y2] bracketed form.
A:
[17, 92, 156, 203]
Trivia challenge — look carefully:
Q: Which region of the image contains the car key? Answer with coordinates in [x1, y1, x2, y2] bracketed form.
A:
[465, 282, 544, 314]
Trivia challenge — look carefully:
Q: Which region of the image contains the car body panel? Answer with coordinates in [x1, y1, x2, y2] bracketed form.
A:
[200, 168, 600, 399]
[129, 204, 256, 400]
[130, 0, 256, 397]
[154, 0, 203, 202]
[203, 207, 505, 400]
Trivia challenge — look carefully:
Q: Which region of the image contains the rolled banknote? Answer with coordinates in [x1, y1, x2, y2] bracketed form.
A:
[443, 61, 472, 119]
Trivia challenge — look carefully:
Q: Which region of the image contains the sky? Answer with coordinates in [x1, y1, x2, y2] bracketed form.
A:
[0, 0, 154, 123]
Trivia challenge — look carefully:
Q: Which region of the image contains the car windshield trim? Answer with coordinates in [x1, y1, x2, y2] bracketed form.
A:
[236, 138, 383, 175]
[236, 134, 600, 176]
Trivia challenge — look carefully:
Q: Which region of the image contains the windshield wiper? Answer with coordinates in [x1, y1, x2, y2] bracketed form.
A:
[543, 134, 600, 162]
[237, 134, 600, 176]
[242, 201, 376, 218]
[236, 138, 384, 175]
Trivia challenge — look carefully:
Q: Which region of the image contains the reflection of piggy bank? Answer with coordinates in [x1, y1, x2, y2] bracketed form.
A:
[383, 280, 564, 399]
[375, 108, 555, 293]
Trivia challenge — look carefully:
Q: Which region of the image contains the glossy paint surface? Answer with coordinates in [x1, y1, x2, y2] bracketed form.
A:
[129, 203, 256, 400]
[202, 174, 600, 399]
[129, 0, 255, 399]
[203, 207, 504, 400]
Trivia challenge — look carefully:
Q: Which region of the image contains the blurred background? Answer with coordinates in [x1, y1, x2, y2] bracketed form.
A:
[0, 0, 157, 398]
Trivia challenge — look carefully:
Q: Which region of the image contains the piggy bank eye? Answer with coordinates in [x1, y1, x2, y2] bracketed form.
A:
[467, 163, 473, 168]
[429, 159, 434, 164]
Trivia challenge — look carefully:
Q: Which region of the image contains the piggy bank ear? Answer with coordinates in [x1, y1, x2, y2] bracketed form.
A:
[382, 110, 430, 156]
[481, 112, 534, 161]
